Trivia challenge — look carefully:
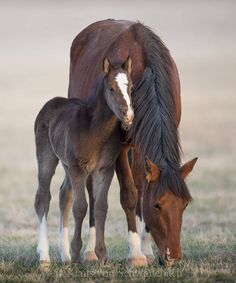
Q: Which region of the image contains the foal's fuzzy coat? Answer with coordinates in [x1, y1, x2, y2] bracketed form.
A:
[34, 58, 133, 265]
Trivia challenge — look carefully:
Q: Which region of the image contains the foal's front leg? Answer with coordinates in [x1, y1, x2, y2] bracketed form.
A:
[93, 166, 114, 264]
[68, 165, 87, 263]
[83, 175, 98, 262]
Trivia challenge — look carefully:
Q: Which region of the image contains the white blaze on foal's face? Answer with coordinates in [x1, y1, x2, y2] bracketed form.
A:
[115, 72, 134, 122]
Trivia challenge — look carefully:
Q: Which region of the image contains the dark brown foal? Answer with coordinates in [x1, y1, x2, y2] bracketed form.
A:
[34, 57, 133, 266]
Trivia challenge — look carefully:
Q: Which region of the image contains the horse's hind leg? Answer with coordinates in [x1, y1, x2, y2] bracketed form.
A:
[34, 137, 58, 265]
[83, 175, 98, 262]
[58, 167, 73, 264]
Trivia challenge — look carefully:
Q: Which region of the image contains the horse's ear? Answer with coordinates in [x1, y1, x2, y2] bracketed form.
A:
[122, 56, 132, 75]
[103, 57, 110, 75]
[144, 156, 160, 182]
[180, 157, 198, 179]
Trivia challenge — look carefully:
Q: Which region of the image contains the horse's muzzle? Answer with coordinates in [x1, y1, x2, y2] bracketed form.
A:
[159, 251, 181, 268]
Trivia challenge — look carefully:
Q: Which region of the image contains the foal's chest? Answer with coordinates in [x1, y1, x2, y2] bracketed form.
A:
[77, 130, 121, 173]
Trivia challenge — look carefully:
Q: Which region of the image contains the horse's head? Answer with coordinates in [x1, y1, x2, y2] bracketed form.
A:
[143, 156, 197, 267]
[103, 57, 134, 130]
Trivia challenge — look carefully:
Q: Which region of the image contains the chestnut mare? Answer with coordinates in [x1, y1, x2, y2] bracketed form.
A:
[34, 57, 133, 266]
[67, 19, 197, 267]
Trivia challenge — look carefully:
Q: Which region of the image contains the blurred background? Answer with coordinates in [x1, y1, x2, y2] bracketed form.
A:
[0, 0, 235, 255]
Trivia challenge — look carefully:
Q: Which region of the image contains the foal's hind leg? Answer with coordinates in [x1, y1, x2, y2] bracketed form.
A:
[34, 141, 58, 265]
[83, 175, 98, 262]
[58, 168, 73, 264]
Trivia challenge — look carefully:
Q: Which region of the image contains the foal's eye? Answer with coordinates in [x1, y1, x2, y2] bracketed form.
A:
[153, 203, 161, 210]
[184, 202, 189, 210]
[110, 88, 114, 92]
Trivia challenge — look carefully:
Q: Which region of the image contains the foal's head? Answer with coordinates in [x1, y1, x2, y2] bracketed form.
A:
[143, 156, 197, 267]
[103, 57, 134, 130]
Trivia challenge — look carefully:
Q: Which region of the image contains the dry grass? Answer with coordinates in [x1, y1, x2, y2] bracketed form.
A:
[0, 1, 236, 282]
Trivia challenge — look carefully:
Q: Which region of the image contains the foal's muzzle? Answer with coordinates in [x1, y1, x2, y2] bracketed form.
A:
[121, 110, 134, 131]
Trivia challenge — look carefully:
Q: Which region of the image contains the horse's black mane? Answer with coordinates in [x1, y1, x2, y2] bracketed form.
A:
[130, 24, 192, 201]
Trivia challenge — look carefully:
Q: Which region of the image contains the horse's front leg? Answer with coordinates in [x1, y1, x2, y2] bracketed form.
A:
[93, 166, 114, 264]
[131, 148, 155, 265]
[115, 146, 147, 267]
[68, 165, 87, 263]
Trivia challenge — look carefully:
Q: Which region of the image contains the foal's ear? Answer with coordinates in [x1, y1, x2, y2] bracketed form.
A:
[122, 56, 132, 75]
[180, 157, 198, 179]
[144, 156, 161, 182]
[103, 57, 110, 75]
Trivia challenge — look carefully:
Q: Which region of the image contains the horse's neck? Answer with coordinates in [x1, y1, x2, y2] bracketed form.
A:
[88, 83, 118, 137]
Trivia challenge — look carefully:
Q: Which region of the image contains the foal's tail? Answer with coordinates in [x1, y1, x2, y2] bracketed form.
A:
[34, 97, 68, 134]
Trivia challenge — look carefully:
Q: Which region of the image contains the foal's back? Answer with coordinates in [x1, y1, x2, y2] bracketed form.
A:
[34, 96, 121, 171]
[35, 97, 82, 131]
[35, 97, 85, 164]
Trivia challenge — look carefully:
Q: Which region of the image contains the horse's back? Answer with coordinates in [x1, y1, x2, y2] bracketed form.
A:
[68, 19, 181, 123]
[68, 19, 146, 103]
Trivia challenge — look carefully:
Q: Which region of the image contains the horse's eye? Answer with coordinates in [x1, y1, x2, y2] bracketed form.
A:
[110, 88, 114, 92]
[153, 203, 161, 210]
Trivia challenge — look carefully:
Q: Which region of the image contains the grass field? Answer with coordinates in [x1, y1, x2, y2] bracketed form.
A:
[0, 1, 236, 282]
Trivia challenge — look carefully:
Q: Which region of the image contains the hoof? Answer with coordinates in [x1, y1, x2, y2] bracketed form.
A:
[71, 256, 81, 264]
[146, 254, 155, 265]
[39, 260, 51, 271]
[60, 254, 71, 265]
[63, 259, 71, 265]
[98, 256, 108, 266]
[128, 256, 148, 267]
[83, 251, 98, 263]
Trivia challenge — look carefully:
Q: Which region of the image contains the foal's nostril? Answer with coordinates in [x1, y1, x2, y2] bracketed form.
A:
[121, 110, 127, 117]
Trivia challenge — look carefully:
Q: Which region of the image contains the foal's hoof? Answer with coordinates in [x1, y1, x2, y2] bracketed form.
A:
[83, 251, 98, 263]
[39, 260, 51, 271]
[145, 254, 155, 265]
[128, 256, 148, 267]
[63, 259, 71, 266]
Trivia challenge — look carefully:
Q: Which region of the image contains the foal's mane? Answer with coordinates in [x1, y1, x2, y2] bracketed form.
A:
[69, 75, 104, 107]
[130, 24, 192, 201]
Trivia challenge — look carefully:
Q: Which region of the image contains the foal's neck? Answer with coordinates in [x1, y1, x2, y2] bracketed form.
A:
[87, 80, 118, 136]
